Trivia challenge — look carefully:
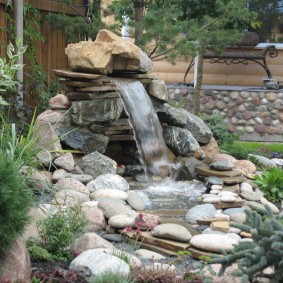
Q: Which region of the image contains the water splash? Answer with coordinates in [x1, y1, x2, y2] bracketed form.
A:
[113, 79, 172, 181]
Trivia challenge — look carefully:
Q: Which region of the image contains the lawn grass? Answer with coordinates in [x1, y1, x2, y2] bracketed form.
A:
[235, 141, 283, 155]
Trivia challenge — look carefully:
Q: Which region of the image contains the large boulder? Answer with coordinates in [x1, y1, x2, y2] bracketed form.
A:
[163, 126, 200, 156]
[65, 29, 153, 74]
[0, 238, 32, 282]
[77, 151, 117, 179]
[70, 97, 123, 126]
[55, 125, 109, 154]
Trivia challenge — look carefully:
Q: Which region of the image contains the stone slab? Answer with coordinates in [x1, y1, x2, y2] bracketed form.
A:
[63, 80, 104, 87]
[196, 164, 241, 178]
[125, 231, 190, 252]
[210, 221, 230, 233]
[213, 197, 245, 209]
[222, 184, 240, 194]
[54, 69, 103, 80]
[240, 231, 252, 238]
[220, 176, 247, 185]
[196, 218, 229, 226]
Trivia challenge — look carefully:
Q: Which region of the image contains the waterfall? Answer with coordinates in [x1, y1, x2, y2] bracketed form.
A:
[113, 79, 171, 181]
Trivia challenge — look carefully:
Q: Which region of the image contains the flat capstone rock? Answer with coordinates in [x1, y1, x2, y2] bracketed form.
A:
[209, 161, 234, 171]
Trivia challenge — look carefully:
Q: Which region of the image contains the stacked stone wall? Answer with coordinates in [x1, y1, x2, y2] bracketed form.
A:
[167, 85, 283, 142]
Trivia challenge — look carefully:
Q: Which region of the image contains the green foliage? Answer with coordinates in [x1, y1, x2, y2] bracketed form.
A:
[26, 242, 54, 261]
[254, 167, 283, 202]
[37, 204, 87, 260]
[220, 143, 249, 160]
[111, 249, 131, 265]
[0, 40, 27, 94]
[235, 142, 283, 156]
[201, 112, 240, 146]
[46, 0, 105, 42]
[92, 272, 131, 283]
[105, 0, 256, 61]
[211, 206, 283, 282]
[0, 154, 33, 254]
[0, 111, 41, 168]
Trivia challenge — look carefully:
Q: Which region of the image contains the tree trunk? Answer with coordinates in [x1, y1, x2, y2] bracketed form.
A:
[133, 0, 145, 46]
[193, 51, 204, 116]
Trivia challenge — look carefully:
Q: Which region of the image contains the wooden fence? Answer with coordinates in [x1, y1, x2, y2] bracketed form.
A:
[0, 0, 87, 105]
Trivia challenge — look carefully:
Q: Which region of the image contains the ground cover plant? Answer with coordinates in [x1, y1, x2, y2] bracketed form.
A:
[254, 167, 283, 202]
[28, 204, 87, 262]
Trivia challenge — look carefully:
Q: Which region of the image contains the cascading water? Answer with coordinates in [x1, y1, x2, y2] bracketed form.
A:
[113, 79, 171, 181]
[113, 78, 206, 210]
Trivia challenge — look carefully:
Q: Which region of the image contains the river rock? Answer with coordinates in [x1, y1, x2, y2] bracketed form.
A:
[200, 137, 219, 164]
[53, 152, 75, 172]
[69, 249, 130, 281]
[37, 109, 69, 125]
[211, 153, 236, 164]
[234, 160, 257, 174]
[81, 206, 106, 232]
[52, 168, 68, 182]
[78, 151, 117, 179]
[90, 189, 128, 201]
[190, 234, 238, 253]
[229, 212, 246, 223]
[108, 214, 136, 229]
[206, 176, 224, 186]
[67, 173, 93, 184]
[65, 29, 153, 74]
[211, 185, 223, 190]
[209, 161, 234, 171]
[151, 223, 192, 242]
[220, 195, 237, 202]
[271, 158, 283, 166]
[54, 189, 90, 205]
[71, 233, 115, 254]
[148, 79, 169, 102]
[240, 191, 260, 201]
[127, 191, 146, 211]
[203, 197, 221, 203]
[185, 204, 217, 224]
[134, 249, 166, 261]
[33, 120, 62, 166]
[87, 173, 129, 192]
[49, 93, 70, 109]
[248, 154, 277, 167]
[55, 125, 109, 154]
[163, 126, 200, 156]
[246, 201, 270, 211]
[54, 178, 89, 194]
[240, 182, 254, 193]
[223, 207, 245, 216]
[97, 199, 134, 219]
[209, 189, 220, 195]
[102, 234, 125, 243]
[0, 238, 31, 283]
[134, 213, 161, 231]
[260, 197, 280, 214]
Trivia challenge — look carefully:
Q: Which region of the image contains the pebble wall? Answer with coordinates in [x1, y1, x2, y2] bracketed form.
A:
[167, 85, 283, 142]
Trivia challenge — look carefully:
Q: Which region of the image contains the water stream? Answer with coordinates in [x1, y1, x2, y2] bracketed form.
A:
[113, 78, 205, 211]
[113, 79, 172, 181]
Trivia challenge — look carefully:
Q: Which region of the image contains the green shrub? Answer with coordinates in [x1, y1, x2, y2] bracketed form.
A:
[211, 206, 283, 282]
[220, 142, 249, 160]
[26, 242, 54, 261]
[37, 204, 87, 260]
[254, 167, 283, 202]
[0, 155, 33, 254]
[201, 113, 240, 145]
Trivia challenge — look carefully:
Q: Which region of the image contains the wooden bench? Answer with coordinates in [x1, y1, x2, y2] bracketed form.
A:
[183, 44, 279, 83]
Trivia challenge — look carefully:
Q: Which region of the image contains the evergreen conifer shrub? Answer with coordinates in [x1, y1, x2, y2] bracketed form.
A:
[0, 154, 33, 254]
[211, 206, 283, 282]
